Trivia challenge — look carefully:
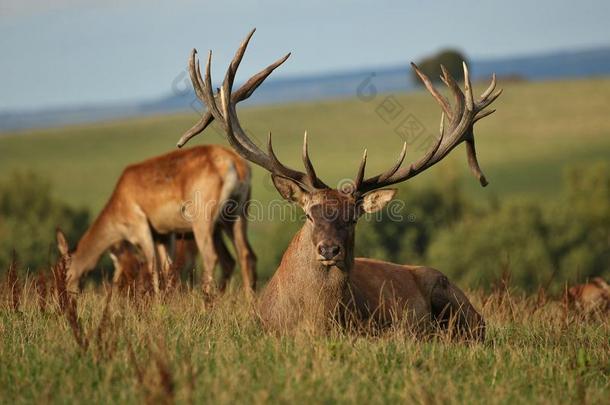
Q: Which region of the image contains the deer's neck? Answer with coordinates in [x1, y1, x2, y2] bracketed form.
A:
[69, 207, 122, 278]
[259, 225, 353, 331]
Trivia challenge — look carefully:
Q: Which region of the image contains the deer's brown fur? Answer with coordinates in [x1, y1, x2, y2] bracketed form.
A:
[257, 187, 484, 338]
[63, 145, 256, 295]
[568, 277, 610, 313]
[110, 232, 237, 291]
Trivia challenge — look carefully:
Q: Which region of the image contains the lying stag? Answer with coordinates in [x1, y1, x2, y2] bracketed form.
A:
[181, 30, 500, 339]
[60, 147, 256, 296]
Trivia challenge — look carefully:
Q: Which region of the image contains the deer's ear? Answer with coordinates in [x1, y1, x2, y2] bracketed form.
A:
[360, 189, 397, 214]
[56, 228, 70, 256]
[272, 175, 309, 205]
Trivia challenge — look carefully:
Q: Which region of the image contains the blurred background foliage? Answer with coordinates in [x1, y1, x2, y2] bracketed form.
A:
[265, 161, 610, 293]
[0, 171, 89, 272]
[411, 49, 469, 85]
[1, 163, 608, 293]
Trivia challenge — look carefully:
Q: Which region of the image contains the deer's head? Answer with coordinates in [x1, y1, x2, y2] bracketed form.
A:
[178, 29, 501, 274]
[272, 175, 395, 270]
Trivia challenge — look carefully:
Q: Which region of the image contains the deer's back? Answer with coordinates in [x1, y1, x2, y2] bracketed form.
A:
[569, 278, 610, 312]
[105, 145, 249, 232]
[350, 258, 446, 325]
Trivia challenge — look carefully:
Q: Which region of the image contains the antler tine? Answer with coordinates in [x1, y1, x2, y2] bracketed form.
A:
[465, 138, 488, 186]
[263, 132, 325, 189]
[217, 60, 279, 169]
[240, 53, 291, 100]
[478, 88, 503, 110]
[217, 33, 267, 159]
[184, 29, 328, 191]
[202, 51, 223, 121]
[302, 132, 328, 189]
[354, 62, 501, 195]
[463, 62, 474, 111]
[411, 121, 444, 172]
[410, 62, 451, 119]
[222, 29, 256, 100]
[480, 73, 497, 100]
[188, 49, 206, 102]
[178, 34, 291, 148]
[474, 108, 496, 123]
[353, 149, 368, 190]
[266, 132, 307, 178]
[176, 113, 214, 148]
[378, 142, 407, 182]
[440, 65, 465, 123]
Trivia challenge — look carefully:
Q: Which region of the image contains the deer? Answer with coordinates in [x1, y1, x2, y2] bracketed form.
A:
[59, 145, 257, 297]
[178, 29, 501, 339]
[108, 232, 236, 292]
[567, 277, 610, 313]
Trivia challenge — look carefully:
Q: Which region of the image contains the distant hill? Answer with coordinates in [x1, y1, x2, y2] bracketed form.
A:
[2, 46, 610, 132]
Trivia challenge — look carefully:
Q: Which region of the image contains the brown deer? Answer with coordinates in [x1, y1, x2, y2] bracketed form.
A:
[60, 146, 256, 296]
[568, 277, 610, 313]
[179, 30, 500, 339]
[109, 233, 236, 292]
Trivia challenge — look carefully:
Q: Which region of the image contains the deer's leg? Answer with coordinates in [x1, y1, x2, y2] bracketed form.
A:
[129, 226, 159, 295]
[225, 213, 257, 295]
[155, 237, 175, 289]
[156, 240, 173, 274]
[192, 219, 218, 298]
[215, 224, 236, 292]
[174, 234, 197, 275]
[430, 274, 485, 341]
[109, 246, 124, 286]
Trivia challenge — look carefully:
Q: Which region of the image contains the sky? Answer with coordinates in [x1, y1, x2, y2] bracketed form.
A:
[1, 0, 609, 111]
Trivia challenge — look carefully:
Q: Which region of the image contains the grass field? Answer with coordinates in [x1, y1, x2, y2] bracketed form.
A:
[1, 77, 610, 404]
[1, 282, 608, 404]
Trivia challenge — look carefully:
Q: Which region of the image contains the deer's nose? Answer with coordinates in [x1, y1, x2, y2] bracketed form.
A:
[317, 243, 341, 260]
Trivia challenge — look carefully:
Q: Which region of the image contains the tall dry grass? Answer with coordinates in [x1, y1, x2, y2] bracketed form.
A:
[1, 263, 608, 404]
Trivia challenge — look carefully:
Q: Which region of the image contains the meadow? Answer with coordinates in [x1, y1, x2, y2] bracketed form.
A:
[1, 77, 609, 403]
[0, 276, 608, 404]
[1, 77, 610, 280]
[2, 78, 610, 210]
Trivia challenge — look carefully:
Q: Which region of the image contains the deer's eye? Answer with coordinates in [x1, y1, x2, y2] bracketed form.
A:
[305, 213, 313, 222]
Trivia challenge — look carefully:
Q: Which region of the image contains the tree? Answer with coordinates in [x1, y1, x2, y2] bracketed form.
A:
[412, 49, 469, 85]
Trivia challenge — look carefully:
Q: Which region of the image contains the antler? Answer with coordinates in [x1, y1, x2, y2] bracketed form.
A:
[354, 62, 502, 195]
[180, 29, 328, 190]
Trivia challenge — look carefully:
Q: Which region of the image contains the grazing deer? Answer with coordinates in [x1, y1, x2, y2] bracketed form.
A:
[568, 277, 610, 313]
[179, 30, 500, 339]
[60, 146, 256, 296]
[109, 233, 236, 292]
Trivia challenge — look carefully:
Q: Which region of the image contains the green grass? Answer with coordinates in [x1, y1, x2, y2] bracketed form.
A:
[1, 285, 608, 404]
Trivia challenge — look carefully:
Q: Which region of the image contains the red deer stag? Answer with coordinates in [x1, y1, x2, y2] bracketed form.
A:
[60, 146, 256, 297]
[181, 30, 500, 339]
